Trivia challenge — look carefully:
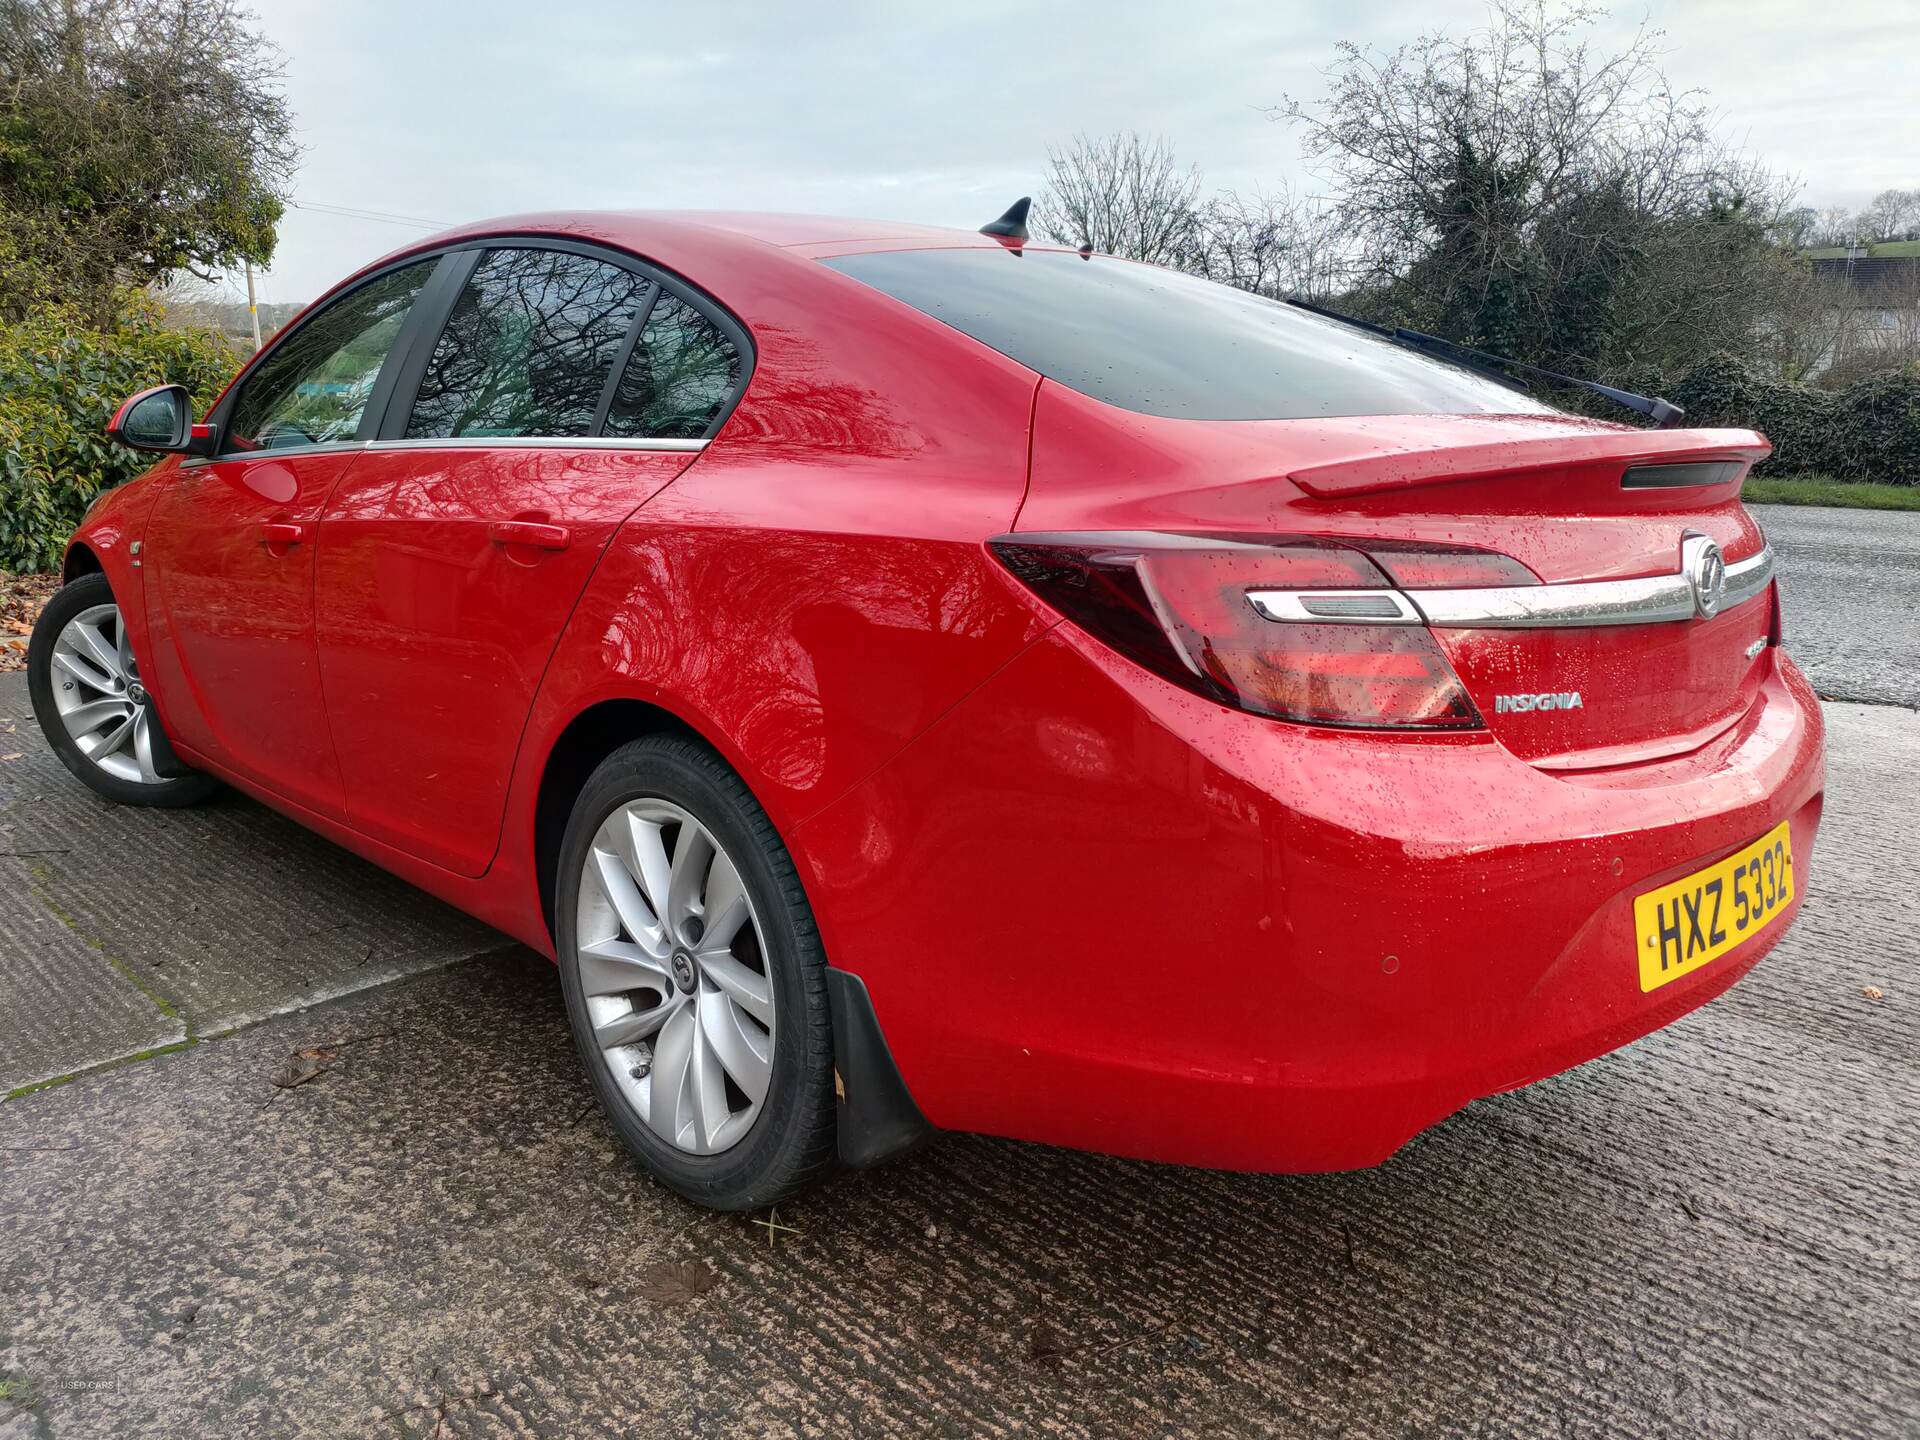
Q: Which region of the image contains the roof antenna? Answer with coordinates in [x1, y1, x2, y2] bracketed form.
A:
[980, 197, 1031, 246]
[1076, 242, 1093, 259]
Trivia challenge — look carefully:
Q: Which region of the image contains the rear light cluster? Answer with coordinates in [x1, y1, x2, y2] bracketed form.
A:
[990, 531, 1537, 731]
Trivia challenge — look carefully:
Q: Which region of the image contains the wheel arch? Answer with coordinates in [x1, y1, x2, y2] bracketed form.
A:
[531, 697, 709, 943]
[530, 692, 933, 1170]
[63, 542, 103, 583]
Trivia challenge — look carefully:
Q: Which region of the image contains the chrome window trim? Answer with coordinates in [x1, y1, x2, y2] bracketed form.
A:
[185, 435, 708, 468]
[365, 436, 708, 453]
[1248, 545, 1772, 630]
[182, 439, 368, 469]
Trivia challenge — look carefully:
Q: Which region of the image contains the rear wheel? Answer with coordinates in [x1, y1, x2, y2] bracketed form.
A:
[555, 735, 836, 1210]
[26, 572, 217, 808]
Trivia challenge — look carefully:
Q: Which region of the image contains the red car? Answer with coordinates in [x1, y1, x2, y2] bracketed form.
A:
[29, 206, 1823, 1210]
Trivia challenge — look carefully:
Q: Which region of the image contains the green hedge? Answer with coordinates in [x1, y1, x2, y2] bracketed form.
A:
[0, 291, 237, 572]
[1672, 355, 1920, 484]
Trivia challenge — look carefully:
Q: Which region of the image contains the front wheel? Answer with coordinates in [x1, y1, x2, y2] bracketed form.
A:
[26, 571, 217, 808]
[555, 735, 837, 1210]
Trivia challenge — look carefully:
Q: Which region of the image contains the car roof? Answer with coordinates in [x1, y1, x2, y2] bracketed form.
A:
[366, 209, 1015, 267]
[327, 209, 1036, 324]
[211, 206, 1054, 430]
[643, 211, 1003, 251]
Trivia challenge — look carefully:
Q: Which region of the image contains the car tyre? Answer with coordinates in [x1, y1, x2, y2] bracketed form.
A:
[556, 734, 837, 1210]
[26, 572, 218, 808]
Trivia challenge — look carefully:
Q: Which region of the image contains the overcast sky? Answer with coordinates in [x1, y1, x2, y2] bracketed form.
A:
[232, 0, 1917, 307]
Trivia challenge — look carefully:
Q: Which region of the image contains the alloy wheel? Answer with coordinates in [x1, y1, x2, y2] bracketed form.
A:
[49, 603, 166, 785]
[573, 798, 776, 1155]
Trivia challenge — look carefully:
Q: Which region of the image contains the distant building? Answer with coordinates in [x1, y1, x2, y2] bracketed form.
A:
[1811, 249, 1920, 294]
[1804, 248, 1918, 377]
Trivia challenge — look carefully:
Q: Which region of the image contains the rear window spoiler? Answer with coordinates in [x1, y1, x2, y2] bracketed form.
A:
[1287, 428, 1771, 500]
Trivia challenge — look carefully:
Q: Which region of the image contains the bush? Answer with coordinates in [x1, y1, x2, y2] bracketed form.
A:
[1672, 355, 1920, 483]
[0, 291, 237, 572]
[1839, 367, 1920, 482]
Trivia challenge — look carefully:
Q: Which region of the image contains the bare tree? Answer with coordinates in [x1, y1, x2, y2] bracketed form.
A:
[1185, 186, 1348, 299]
[1812, 205, 1860, 247]
[1779, 207, 1821, 250]
[1816, 264, 1920, 385]
[1759, 264, 1869, 381]
[1859, 187, 1920, 243]
[1033, 133, 1349, 299]
[1275, 0, 1798, 377]
[1032, 132, 1204, 265]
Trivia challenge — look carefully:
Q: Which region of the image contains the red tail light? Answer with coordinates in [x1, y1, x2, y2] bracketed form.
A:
[1357, 539, 1540, 590]
[989, 531, 1494, 730]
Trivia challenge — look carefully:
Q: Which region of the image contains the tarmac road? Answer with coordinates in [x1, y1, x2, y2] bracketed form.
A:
[0, 503, 1914, 1438]
[1764, 502, 1920, 709]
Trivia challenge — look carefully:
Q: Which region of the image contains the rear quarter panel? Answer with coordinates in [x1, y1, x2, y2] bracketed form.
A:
[501, 246, 1051, 937]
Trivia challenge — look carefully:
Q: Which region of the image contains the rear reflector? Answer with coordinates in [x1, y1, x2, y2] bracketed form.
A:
[990, 531, 1485, 730]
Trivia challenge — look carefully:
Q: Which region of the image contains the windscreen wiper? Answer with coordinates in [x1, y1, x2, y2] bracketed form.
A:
[1285, 298, 1685, 428]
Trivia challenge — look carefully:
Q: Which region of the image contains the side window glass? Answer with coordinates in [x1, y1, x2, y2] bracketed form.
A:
[603, 292, 742, 440]
[405, 249, 653, 439]
[226, 261, 433, 451]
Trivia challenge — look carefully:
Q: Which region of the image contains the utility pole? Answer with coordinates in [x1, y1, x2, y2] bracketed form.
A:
[245, 260, 263, 352]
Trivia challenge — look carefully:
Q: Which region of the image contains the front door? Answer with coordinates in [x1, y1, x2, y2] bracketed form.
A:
[143, 259, 440, 817]
[313, 245, 744, 875]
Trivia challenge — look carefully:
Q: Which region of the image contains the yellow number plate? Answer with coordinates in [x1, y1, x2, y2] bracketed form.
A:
[1634, 821, 1794, 992]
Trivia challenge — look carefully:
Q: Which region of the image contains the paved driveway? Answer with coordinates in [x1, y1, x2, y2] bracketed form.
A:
[0, 678, 503, 1099]
[1762, 502, 1920, 708]
[1, 507, 1915, 1438]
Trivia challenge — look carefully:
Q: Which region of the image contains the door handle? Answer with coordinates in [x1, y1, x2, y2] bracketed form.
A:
[488, 520, 571, 552]
[262, 521, 307, 546]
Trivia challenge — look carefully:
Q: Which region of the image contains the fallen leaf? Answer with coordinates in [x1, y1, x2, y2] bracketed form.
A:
[1861, 985, 1885, 1002]
[0, 754, 22, 763]
[1029, 1319, 1068, 1362]
[270, 1046, 336, 1089]
[634, 1258, 718, 1305]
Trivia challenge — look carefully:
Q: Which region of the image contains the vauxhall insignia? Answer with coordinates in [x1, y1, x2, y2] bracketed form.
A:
[1494, 692, 1585, 714]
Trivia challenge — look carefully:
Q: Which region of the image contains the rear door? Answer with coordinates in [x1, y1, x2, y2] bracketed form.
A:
[313, 243, 748, 875]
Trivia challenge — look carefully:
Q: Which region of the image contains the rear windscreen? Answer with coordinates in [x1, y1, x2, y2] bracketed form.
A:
[823, 247, 1558, 422]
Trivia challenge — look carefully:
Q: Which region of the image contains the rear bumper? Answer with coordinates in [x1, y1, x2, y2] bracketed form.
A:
[794, 628, 1826, 1173]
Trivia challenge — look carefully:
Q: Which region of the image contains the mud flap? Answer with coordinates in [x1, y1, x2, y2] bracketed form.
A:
[137, 693, 197, 779]
[825, 968, 932, 1168]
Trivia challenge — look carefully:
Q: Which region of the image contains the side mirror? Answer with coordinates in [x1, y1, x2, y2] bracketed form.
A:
[107, 385, 212, 456]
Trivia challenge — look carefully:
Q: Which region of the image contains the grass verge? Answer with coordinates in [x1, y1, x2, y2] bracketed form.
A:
[1744, 475, 1920, 511]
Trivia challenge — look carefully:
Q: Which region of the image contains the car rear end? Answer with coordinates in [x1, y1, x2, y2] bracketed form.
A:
[813, 243, 1824, 1170]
